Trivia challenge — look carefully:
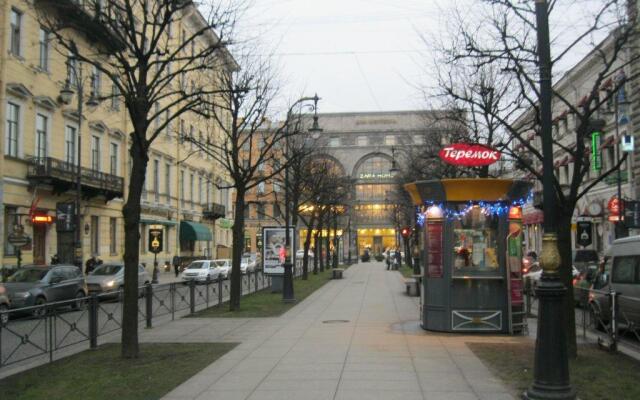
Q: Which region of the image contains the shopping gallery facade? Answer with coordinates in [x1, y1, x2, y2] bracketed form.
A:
[304, 110, 443, 260]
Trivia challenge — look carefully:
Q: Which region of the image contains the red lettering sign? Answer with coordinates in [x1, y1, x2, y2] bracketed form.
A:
[438, 143, 501, 167]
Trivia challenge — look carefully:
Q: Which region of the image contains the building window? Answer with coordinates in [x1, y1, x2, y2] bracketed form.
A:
[91, 135, 101, 171]
[357, 136, 368, 146]
[65, 125, 76, 164]
[165, 109, 171, 137]
[140, 224, 147, 254]
[385, 135, 396, 146]
[257, 203, 265, 219]
[154, 160, 160, 202]
[91, 216, 100, 255]
[356, 156, 393, 180]
[5, 102, 20, 157]
[109, 143, 118, 175]
[109, 217, 117, 255]
[67, 53, 78, 87]
[35, 113, 48, 159]
[165, 163, 172, 203]
[257, 182, 265, 194]
[273, 181, 280, 193]
[273, 204, 281, 219]
[198, 176, 203, 204]
[190, 173, 195, 209]
[329, 137, 340, 147]
[10, 9, 22, 56]
[3, 207, 17, 256]
[180, 170, 185, 207]
[92, 65, 101, 95]
[244, 204, 250, 219]
[111, 85, 120, 110]
[39, 28, 49, 70]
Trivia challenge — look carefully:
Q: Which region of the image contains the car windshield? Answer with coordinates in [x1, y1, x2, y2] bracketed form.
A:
[8, 268, 48, 282]
[187, 262, 206, 269]
[241, 258, 249, 264]
[92, 265, 122, 275]
[213, 261, 228, 267]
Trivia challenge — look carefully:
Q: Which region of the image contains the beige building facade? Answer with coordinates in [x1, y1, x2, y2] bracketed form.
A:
[0, 0, 234, 271]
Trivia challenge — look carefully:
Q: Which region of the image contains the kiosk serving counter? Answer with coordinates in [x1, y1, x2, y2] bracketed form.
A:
[405, 179, 532, 334]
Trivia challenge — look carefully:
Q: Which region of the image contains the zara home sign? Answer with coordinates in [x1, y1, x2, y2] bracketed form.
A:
[439, 143, 501, 167]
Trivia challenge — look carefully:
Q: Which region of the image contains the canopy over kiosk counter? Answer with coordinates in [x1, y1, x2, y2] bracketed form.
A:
[405, 179, 532, 333]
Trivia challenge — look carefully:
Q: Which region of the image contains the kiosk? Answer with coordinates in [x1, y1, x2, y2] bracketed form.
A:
[405, 179, 532, 333]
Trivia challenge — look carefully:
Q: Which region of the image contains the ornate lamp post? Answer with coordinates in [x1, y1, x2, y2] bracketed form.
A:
[524, 1, 575, 399]
[283, 94, 321, 303]
[59, 57, 100, 268]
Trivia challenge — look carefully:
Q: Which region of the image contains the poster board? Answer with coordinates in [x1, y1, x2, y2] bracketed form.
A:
[262, 227, 295, 275]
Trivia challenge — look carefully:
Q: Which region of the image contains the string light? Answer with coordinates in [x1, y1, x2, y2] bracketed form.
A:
[415, 191, 533, 223]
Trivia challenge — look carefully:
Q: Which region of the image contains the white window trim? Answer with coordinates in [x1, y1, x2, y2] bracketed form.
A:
[109, 141, 120, 176]
[90, 132, 102, 172]
[6, 97, 24, 158]
[64, 121, 79, 165]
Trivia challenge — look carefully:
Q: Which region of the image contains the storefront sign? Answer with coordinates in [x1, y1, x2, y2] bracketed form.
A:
[148, 226, 164, 254]
[624, 201, 640, 228]
[359, 172, 393, 180]
[438, 143, 501, 167]
[510, 279, 524, 304]
[262, 227, 295, 275]
[576, 218, 593, 247]
[427, 222, 443, 278]
[31, 214, 54, 224]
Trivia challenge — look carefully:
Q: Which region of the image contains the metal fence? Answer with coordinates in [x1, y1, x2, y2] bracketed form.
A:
[0, 267, 316, 370]
[524, 283, 640, 353]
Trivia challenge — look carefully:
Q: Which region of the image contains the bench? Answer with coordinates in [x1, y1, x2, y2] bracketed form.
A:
[332, 268, 345, 279]
[405, 277, 420, 296]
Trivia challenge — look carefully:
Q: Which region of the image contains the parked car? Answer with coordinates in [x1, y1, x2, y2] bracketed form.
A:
[86, 263, 151, 297]
[181, 260, 222, 283]
[2, 265, 87, 316]
[240, 256, 257, 274]
[589, 237, 640, 330]
[0, 285, 9, 325]
[524, 264, 578, 294]
[295, 249, 314, 260]
[212, 259, 232, 279]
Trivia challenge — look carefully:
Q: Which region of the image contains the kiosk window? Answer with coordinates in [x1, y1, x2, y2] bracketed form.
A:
[452, 206, 499, 274]
[612, 256, 638, 284]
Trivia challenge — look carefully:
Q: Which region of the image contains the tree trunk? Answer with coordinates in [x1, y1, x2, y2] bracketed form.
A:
[313, 230, 320, 274]
[332, 212, 338, 268]
[121, 136, 148, 359]
[302, 212, 316, 280]
[557, 211, 577, 358]
[317, 215, 325, 272]
[229, 188, 246, 311]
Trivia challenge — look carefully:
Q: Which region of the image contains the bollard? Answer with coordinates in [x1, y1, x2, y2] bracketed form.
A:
[189, 280, 196, 315]
[89, 294, 98, 349]
[206, 280, 210, 307]
[218, 278, 223, 306]
[170, 283, 175, 321]
[611, 291, 620, 352]
[255, 271, 258, 293]
[145, 283, 153, 328]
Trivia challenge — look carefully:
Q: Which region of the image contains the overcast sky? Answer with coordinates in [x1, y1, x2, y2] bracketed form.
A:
[233, 0, 613, 115]
[237, 0, 447, 113]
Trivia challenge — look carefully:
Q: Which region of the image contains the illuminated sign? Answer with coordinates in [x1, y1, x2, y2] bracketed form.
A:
[32, 214, 54, 224]
[438, 143, 501, 167]
[359, 172, 393, 180]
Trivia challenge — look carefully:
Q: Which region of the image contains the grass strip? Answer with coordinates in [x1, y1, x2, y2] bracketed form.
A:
[192, 266, 343, 318]
[0, 342, 237, 400]
[467, 341, 640, 400]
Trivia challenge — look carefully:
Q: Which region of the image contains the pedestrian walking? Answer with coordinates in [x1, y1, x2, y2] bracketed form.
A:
[172, 255, 180, 277]
[394, 248, 402, 270]
[85, 256, 97, 275]
[386, 249, 391, 270]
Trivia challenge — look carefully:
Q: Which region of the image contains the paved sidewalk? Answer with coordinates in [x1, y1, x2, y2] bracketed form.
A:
[148, 262, 518, 400]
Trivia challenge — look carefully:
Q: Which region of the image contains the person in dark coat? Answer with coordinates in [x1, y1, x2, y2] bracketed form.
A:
[172, 255, 180, 277]
[386, 249, 391, 270]
[85, 256, 97, 275]
[394, 248, 402, 270]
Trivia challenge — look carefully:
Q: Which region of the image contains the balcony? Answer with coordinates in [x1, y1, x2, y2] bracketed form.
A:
[604, 170, 629, 185]
[27, 157, 124, 201]
[35, 0, 126, 53]
[203, 203, 226, 220]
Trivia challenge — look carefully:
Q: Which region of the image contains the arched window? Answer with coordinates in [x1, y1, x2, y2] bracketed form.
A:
[356, 156, 392, 180]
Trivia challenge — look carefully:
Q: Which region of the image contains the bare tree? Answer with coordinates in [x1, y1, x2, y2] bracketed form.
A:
[186, 54, 310, 311]
[425, 0, 640, 356]
[34, 0, 240, 358]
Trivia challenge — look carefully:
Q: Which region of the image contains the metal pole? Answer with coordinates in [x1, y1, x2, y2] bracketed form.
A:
[75, 63, 83, 269]
[283, 110, 295, 303]
[615, 97, 628, 238]
[525, 2, 575, 399]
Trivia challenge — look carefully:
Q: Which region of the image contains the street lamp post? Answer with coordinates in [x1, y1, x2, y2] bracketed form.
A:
[612, 80, 630, 238]
[525, 2, 575, 399]
[283, 94, 321, 303]
[59, 58, 100, 268]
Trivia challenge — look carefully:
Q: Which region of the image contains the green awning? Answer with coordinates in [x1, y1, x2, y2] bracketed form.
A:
[180, 221, 213, 241]
[141, 218, 178, 226]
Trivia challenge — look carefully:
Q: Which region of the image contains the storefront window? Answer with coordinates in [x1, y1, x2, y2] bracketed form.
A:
[452, 206, 499, 275]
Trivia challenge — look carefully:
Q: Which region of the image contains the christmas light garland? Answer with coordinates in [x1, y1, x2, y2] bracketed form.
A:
[415, 191, 533, 227]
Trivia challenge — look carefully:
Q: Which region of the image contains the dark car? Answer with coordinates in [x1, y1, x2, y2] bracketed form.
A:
[3, 265, 87, 316]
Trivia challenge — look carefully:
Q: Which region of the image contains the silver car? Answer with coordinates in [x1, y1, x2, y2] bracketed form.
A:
[86, 264, 150, 298]
[212, 259, 232, 279]
[181, 260, 221, 283]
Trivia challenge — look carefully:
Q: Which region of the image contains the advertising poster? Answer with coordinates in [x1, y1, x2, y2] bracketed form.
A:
[262, 227, 295, 275]
[427, 222, 443, 278]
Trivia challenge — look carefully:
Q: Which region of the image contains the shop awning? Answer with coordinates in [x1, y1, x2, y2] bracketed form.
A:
[180, 221, 213, 241]
[140, 218, 178, 226]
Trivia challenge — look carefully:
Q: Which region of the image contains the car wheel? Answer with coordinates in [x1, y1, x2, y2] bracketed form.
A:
[72, 291, 86, 310]
[0, 304, 9, 326]
[32, 297, 47, 317]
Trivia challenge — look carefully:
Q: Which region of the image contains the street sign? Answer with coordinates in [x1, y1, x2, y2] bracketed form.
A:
[622, 135, 634, 152]
[576, 218, 593, 247]
[438, 143, 501, 167]
[624, 201, 640, 228]
[148, 226, 164, 254]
